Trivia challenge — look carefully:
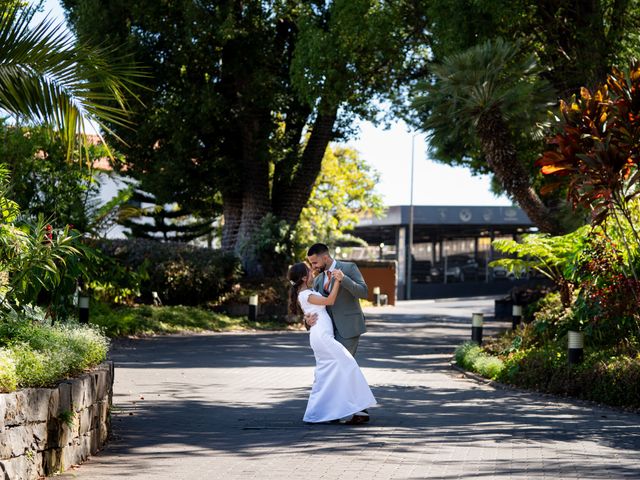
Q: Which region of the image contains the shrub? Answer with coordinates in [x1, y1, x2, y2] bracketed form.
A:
[0, 348, 17, 392]
[472, 355, 505, 379]
[0, 319, 109, 390]
[495, 343, 640, 409]
[94, 238, 242, 306]
[454, 341, 505, 379]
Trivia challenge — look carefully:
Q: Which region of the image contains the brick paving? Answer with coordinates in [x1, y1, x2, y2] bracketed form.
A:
[52, 297, 640, 479]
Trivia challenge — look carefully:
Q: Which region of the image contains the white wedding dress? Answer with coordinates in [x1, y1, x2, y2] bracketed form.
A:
[298, 289, 376, 423]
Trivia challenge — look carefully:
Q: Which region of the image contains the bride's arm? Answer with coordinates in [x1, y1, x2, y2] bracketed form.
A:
[307, 270, 344, 306]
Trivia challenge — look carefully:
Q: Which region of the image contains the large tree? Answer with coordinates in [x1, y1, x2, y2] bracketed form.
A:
[61, 0, 427, 275]
[410, 0, 640, 233]
[413, 39, 562, 233]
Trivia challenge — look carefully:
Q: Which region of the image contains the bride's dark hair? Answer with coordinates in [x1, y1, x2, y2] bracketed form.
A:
[287, 263, 309, 315]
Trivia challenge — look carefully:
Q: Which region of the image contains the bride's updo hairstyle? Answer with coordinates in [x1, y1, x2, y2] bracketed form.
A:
[288, 262, 309, 315]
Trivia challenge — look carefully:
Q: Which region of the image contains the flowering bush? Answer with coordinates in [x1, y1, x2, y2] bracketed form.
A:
[0, 318, 109, 391]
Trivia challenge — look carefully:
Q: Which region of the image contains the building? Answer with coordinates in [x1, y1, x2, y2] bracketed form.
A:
[352, 205, 537, 300]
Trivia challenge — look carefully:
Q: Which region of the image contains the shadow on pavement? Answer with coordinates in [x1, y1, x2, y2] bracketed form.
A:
[97, 308, 640, 480]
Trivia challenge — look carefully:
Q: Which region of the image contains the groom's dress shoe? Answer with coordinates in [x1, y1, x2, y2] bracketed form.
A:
[354, 411, 370, 423]
[340, 415, 367, 425]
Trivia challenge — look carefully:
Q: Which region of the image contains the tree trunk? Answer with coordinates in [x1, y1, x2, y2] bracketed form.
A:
[221, 191, 242, 252]
[272, 103, 338, 225]
[476, 108, 564, 235]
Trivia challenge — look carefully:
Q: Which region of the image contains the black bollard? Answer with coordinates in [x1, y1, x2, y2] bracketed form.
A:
[568, 331, 584, 365]
[512, 304, 523, 330]
[249, 295, 259, 321]
[78, 295, 89, 324]
[471, 313, 483, 345]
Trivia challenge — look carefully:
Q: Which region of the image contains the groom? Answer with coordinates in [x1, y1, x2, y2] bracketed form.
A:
[305, 243, 371, 424]
[305, 243, 368, 356]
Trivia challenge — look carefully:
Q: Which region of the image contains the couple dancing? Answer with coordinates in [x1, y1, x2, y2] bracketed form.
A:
[288, 243, 376, 425]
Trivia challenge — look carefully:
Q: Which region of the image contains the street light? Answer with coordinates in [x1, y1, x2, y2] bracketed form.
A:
[407, 133, 419, 300]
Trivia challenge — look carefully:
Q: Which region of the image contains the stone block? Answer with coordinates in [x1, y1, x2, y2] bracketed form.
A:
[47, 388, 59, 420]
[0, 423, 48, 458]
[98, 421, 109, 445]
[94, 369, 111, 400]
[23, 388, 51, 423]
[0, 451, 44, 480]
[61, 412, 79, 446]
[2, 392, 27, 427]
[43, 447, 62, 474]
[60, 444, 82, 470]
[0, 395, 5, 434]
[72, 376, 97, 412]
[89, 430, 101, 455]
[57, 382, 73, 415]
[78, 405, 98, 436]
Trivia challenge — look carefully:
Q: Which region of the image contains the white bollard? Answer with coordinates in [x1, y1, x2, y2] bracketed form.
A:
[568, 330, 584, 365]
[78, 296, 90, 324]
[471, 313, 484, 345]
[249, 294, 259, 321]
[512, 304, 523, 330]
[373, 286, 381, 306]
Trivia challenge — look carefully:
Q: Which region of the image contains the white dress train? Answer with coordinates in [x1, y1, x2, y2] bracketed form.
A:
[298, 289, 376, 423]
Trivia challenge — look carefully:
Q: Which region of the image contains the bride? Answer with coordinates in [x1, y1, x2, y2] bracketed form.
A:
[288, 262, 376, 424]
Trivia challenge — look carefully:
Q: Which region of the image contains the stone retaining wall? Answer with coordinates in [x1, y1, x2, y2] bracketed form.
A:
[0, 361, 114, 479]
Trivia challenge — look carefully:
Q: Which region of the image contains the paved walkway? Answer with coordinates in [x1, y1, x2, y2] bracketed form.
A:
[53, 298, 640, 479]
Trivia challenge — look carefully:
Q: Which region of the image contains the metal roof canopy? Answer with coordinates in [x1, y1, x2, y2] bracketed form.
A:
[353, 205, 535, 245]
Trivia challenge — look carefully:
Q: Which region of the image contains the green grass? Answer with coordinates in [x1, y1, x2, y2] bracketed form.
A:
[90, 303, 301, 338]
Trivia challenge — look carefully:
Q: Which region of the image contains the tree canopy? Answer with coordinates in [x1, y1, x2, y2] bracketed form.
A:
[61, 0, 427, 275]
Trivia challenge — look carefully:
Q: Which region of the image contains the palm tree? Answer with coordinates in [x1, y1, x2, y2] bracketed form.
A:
[413, 38, 563, 234]
[0, 3, 145, 156]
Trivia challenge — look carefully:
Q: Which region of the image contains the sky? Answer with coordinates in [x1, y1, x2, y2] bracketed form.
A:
[33, 0, 511, 208]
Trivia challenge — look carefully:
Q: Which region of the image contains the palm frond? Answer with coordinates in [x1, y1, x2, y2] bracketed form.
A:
[0, 4, 149, 156]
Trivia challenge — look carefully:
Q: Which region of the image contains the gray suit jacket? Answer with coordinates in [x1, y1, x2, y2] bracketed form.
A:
[313, 260, 368, 339]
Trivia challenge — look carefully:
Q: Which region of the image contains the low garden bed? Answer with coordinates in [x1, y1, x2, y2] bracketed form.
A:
[0, 318, 108, 394]
[454, 336, 640, 411]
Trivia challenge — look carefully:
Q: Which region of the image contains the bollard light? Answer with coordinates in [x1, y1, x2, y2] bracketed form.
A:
[512, 304, 523, 331]
[471, 312, 484, 345]
[151, 291, 163, 306]
[249, 294, 259, 321]
[78, 296, 90, 324]
[568, 330, 584, 365]
[373, 286, 381, 306]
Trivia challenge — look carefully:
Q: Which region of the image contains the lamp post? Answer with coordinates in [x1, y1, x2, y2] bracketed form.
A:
[407, 133, 418, 300]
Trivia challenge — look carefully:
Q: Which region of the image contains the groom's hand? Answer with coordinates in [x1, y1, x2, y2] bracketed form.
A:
[304, 313, 318, 328]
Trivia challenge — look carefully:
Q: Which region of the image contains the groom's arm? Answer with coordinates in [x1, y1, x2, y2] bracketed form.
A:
[340, 263, 368, 299]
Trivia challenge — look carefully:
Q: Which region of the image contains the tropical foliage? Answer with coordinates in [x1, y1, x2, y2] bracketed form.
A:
[536, 63, 640, 230]
[0, 2, 145, 156]
[413, 38, 561, 233]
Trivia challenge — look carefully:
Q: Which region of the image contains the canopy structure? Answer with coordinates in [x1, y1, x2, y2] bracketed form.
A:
[353, 205, 536, 299]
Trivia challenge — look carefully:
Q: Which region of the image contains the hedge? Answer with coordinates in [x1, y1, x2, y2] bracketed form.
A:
[94, 238, 242, 306]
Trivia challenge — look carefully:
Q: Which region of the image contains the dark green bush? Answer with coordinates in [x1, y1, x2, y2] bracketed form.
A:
[94, 239, 241, 305]
[497, 344, 640, 409]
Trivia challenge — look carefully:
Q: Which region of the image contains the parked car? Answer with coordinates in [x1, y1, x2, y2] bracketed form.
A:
[490, 264, 529, 280]
[410, 260, 432, 283]
[428, 255, 480, 283]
